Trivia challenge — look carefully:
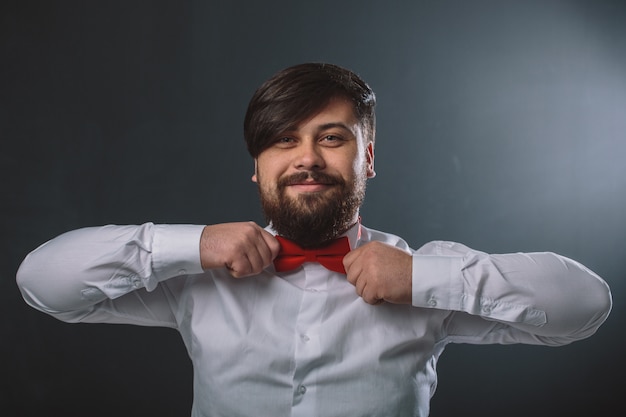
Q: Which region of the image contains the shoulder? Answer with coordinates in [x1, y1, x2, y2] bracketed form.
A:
[360, 225, 479, 257]
[415, 240, 482, 256]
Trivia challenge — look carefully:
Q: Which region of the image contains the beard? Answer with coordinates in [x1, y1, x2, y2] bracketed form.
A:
[257, 170, 367, 248]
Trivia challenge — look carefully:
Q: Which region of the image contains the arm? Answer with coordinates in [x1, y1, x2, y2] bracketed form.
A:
[16, 223, 205, 324]
[16, 222, 280, 325]
[413, 241, 611, 344]
[344, 240, 612, 345]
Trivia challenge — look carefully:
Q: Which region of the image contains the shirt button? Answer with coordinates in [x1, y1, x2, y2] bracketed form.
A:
[298, 385, 307, 395]
[427, 297, 437, 307]
[482, 305, 493, 314]
[301, 334, 310, 342]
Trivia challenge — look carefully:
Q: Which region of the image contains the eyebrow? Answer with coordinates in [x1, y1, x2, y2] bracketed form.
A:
[318, 122, 352, 130]
[280, 122, 357, 137]
[315, 122, 356, 136]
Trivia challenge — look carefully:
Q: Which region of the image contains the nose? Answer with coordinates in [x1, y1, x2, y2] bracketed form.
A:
[295, 140, 325, 171]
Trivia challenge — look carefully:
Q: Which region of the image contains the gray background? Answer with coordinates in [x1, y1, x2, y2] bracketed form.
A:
[2, 0, 624, 415]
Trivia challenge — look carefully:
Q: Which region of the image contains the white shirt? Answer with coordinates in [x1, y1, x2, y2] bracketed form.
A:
[16, 222, 612, 417]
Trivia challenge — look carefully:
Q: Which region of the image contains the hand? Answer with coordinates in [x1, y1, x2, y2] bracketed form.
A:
[200, 222, 281, 278]
[343, 241, 413, 305]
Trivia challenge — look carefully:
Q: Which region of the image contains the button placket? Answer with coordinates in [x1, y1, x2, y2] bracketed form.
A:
[291, 265, 327, 413]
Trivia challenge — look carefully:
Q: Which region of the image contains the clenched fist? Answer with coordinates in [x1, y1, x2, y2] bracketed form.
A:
[200, 222, 281, 278]
[343, 241, 413, 305]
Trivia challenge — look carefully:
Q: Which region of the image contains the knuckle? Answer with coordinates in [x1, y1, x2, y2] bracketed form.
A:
[363, 294, 377, 305]
[232, 267, 252, 279]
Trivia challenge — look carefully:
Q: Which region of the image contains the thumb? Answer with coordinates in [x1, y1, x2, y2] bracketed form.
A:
[342, 249, 361, 285]
[262, 230, 281, 260]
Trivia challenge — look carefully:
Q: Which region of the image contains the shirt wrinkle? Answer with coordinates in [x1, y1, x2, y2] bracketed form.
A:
[15, 221, 612, 417]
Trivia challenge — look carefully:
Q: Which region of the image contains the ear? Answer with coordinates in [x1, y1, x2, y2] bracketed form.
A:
[366, 142, 376, 178]
[251, 159, 258, 183]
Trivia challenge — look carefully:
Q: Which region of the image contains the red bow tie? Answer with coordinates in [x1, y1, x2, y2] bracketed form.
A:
[273, 236, 351, 274]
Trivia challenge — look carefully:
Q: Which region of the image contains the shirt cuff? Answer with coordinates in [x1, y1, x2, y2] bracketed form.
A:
[151, 224, 205, 285]
[411, 255, 464, 310]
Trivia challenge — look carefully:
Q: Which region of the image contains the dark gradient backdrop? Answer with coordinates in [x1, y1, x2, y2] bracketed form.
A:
[2, 1, 624, 416]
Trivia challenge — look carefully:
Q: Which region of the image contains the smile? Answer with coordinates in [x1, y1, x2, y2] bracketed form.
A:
[287, 182, 333, 193]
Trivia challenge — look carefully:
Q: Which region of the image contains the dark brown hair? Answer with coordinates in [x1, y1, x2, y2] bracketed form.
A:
[243, 62, 376, 158]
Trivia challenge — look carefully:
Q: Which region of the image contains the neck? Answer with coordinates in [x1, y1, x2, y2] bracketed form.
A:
[273, 217, 361, 249]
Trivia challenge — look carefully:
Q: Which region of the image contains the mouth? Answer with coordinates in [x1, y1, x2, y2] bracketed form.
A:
[288, 181, 333, 193]
[281, 173, 339, 194]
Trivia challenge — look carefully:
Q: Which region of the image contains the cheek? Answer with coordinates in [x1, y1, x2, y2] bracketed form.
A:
[349, 152, 369, 177]
[255, 168, 280, 199]
[257, 154, 287, 177]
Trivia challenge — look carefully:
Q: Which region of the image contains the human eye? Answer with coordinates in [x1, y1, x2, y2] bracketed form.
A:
[273, 136, 296, 147]
[320, 134, 344, 146]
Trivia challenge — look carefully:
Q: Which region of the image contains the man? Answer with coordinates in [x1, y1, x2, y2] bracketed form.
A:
[17, 63, 612, 417]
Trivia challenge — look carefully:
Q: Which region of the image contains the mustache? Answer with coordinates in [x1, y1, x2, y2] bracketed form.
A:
[278, 171, 344, 188]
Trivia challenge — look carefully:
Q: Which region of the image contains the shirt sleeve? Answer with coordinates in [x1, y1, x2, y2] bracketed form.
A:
[16, 223, 205, 325]
[410, 241, 612, 346]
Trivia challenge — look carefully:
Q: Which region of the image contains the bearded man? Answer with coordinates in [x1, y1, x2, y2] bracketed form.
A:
[17, 62, 612, 417]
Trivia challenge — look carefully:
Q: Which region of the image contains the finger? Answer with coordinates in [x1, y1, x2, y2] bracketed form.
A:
[345, 265, 360, 286]
[260, 230, 281, 261]
[342, 246, 360, 272]
[245, 233, 272, 270]
[236, 224, 273, 270]
[245, 246, 268, 275]
[232, 228, 279, 276]
[354, 274, 367, 298]
[227, 256, 254, 278]
[343, 251, 363, 285]
[361, 282, 383, 305]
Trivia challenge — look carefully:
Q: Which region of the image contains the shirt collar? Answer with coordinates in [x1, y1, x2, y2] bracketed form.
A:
[266, 219, 362, 250]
